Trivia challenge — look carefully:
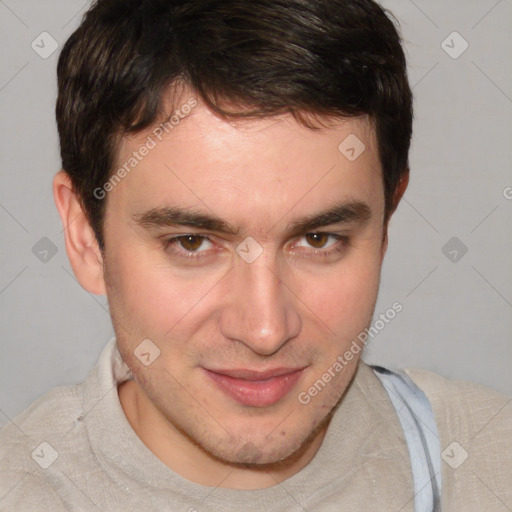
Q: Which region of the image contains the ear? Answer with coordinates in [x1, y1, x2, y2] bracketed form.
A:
[389, 170, 409, 217]
[52, 170, 107, 295]
[381, 169, 409, 261]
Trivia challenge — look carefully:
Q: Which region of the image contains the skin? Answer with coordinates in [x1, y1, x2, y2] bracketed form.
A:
[53, 91, 408, 490]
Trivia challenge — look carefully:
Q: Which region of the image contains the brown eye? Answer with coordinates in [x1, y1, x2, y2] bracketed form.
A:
[304, 233, 330, 249]
[162, 234, 215, 260]
[177, 235, 205, 251]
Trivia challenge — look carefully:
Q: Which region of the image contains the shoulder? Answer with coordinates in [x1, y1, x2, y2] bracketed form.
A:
[403, 367, 511, 434]
[0, 471, 68, 511]
[1, 382, 85, 445]
[0, 383, 85, 510]
[403, 368, 512, 508]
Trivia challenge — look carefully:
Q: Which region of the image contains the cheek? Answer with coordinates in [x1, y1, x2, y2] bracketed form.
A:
[104, 245, 178, 333]
[105, 244, 225, 338]
[106, 227, 383, 342]
[302, 249, 382, 336]
[112, 257, 170, 317]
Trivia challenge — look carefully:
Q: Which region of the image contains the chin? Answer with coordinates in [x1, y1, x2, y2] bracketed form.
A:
[208, 440, 302, 468]
[199, 411, 332, 469]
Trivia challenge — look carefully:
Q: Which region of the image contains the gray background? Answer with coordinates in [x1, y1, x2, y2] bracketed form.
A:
[1, 0, 511, 426]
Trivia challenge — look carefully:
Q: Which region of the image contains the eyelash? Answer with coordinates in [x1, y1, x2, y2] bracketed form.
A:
[161, 233, 351, 260]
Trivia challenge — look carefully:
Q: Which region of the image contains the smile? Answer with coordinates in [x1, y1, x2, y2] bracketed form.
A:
[202, 367, 306, 407]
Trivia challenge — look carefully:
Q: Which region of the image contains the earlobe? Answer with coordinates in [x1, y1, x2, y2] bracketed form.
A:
[52, 170, 107, 296]
[381, 229, 389, 262]
[390, 170, 410, 215]
[381, 170, 408, 262]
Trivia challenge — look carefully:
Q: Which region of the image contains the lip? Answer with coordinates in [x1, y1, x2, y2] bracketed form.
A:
[203, 367, 306, 407]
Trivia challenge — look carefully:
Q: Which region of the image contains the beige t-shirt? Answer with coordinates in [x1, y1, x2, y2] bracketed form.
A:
[1, 338, 510, 511]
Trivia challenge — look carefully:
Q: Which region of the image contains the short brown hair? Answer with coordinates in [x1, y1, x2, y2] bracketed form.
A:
[56, 0, 413, 251]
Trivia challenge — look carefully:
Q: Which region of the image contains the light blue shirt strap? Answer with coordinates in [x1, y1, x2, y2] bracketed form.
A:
[372, 366, 442, 512]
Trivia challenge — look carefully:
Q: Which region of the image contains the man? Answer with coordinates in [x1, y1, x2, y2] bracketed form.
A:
[1, 0, 510, 510]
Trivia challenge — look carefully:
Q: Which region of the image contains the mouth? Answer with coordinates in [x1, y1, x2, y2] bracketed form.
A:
[202, 366, 307, 407]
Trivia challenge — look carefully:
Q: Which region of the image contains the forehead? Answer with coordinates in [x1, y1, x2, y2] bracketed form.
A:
[108, 96, 383, 232]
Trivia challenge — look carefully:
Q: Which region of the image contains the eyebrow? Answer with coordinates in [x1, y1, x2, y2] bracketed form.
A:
[131, 200, 372, 237]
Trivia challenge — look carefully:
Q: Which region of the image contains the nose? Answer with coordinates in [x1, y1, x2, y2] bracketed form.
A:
[219, 250, 301, 356]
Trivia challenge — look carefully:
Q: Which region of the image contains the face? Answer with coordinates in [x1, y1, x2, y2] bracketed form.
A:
[100, 94, 387, 467]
